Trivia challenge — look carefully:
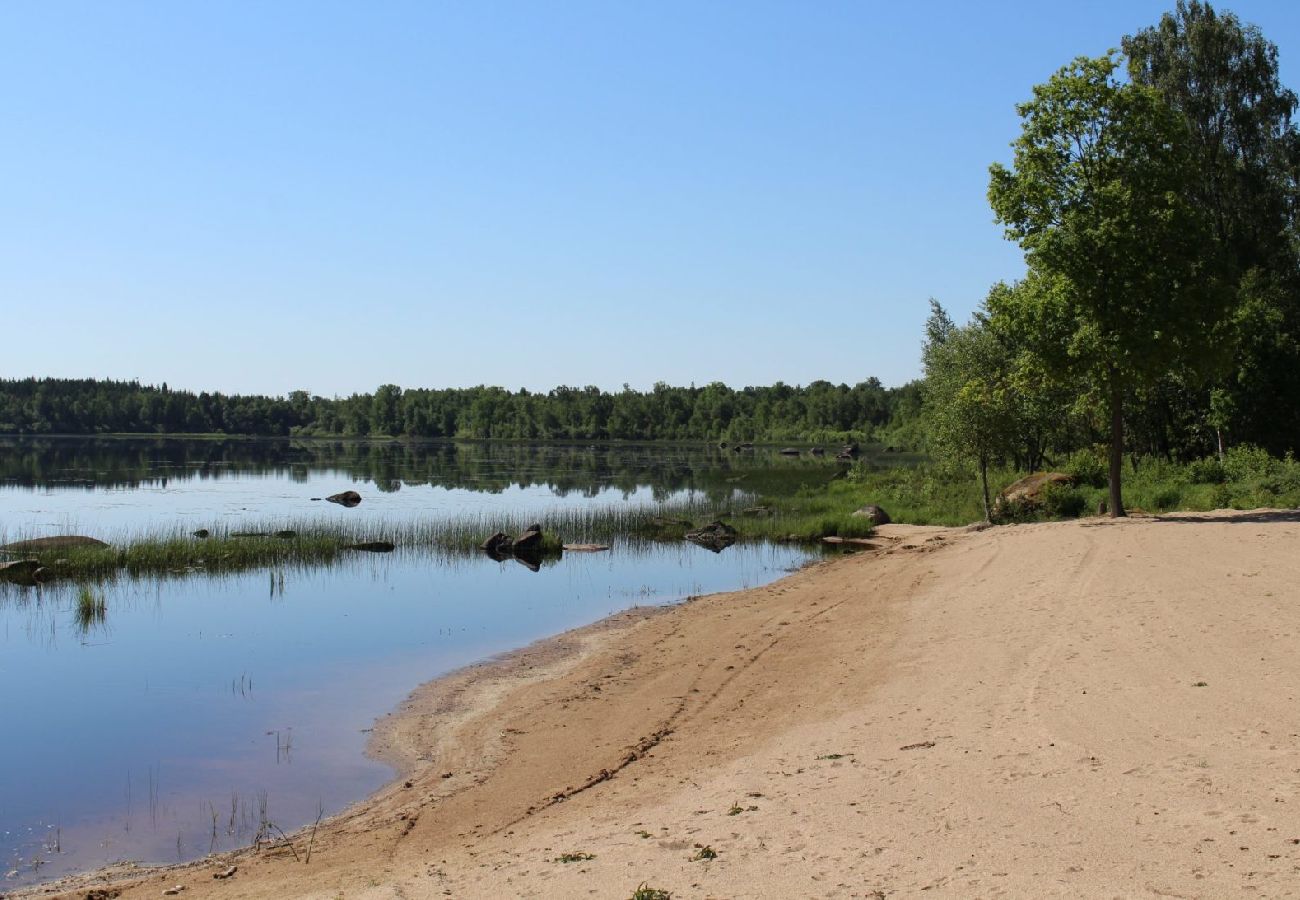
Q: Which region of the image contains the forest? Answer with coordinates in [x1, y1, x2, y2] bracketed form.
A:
[0, 376, 919, 444]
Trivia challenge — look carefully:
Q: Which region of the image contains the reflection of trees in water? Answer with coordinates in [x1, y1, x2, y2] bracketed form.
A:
[0, 437, 851, 502]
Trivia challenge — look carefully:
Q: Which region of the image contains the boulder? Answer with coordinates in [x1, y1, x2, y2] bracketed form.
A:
[685, 520, 738, 553]
[810, 446, 825, 456]
[347, 541, 395, 553]
[325, 491, 362, 507]
[481, 532, 513, 557]
[0, 559, 45, 585]
[851, 504, 891, 525]
[512, 524, 544, 553]
[562, 543, 610, 552]
[997, 472, 1074, 510]
[778, 447, 801, 456]
[192, 529, 211, 539]
[2, 535, 108, 552]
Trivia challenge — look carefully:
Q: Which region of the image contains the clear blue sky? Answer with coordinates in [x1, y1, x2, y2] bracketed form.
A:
[3, 1, 1296, 397]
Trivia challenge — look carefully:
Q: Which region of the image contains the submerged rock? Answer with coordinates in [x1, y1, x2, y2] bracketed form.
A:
[2, 535, 108, 552]
[325, 490, 362, 507]
[685, 520, 738, 553]
[778, 447, 801, 456]
[481, 532, 513, 558]
[347, 541, 395, 553]
[0, 559, 47, 585]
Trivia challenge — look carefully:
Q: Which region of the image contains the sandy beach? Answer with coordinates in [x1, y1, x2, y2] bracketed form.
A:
[20, 510, 1300, 900]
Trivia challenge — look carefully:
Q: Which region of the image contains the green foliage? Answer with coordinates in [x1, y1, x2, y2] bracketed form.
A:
[988, 51, 1230, 515]
[0, 377, 924, 446]
[1185, 456, 1226, 484]
[1039, 482, 1088, 519]
[630, 885, 673, 900]
[1062, 448, 1107, 489]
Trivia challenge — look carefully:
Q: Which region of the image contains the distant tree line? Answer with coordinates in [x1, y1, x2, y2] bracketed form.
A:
[0, 377, 922, 444]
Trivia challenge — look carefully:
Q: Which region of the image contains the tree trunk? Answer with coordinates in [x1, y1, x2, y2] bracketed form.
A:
[1216, 427, 1225, 462]
[1108, 370, 1126, 518]
[980, 456, 992, 523]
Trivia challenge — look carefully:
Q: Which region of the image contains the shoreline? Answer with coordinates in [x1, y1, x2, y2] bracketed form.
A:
[18, 511, 1300, 899]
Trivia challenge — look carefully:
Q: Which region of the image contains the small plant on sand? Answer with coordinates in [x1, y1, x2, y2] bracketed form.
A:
[691, 844, 717, 861]
[630, 884, 672, 900]
[554, 851, 595, 864]
[727, 802, 744, 816]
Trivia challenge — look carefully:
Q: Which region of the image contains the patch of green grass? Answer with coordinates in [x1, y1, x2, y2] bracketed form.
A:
[691, 844, 718, 861]
[553, 852, 595, 864]
[630, 885, 672, 900]
[842, 447, 1300, 525]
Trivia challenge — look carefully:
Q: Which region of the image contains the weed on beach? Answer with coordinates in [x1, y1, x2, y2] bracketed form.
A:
[630, 884, 672, 900]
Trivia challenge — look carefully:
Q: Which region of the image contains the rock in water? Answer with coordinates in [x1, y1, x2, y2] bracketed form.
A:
[0, 559, 45, 585]
[346, 541, 395, 553]
[851, 504, 891, 525]
[512, 524, 544, 553]
[325, 491, 362, 507]
[1, 535, 108, 552]
[192, 529, 211, 539]
[481, 532, 513, 558]
[685, 520, 738, 553]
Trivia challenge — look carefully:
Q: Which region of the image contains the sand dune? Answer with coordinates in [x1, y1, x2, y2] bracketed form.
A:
[30, 511, 1300, 899]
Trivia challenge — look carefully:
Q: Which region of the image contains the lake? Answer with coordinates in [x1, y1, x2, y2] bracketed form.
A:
[0, 437, 844, 886]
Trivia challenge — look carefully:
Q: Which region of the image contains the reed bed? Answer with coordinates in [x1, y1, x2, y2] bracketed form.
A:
[0, 480, 886, 586]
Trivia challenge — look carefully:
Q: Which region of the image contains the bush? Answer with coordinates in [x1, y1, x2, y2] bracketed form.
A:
[1063, 448, 1107, 488]
[1041, 483, 1088, 518]
[1151, 487, 1182, 511]
[1223, 444, 1276, 482]
[1185, 456, 1226, 484]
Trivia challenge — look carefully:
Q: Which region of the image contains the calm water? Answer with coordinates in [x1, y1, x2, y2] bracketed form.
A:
[0, 438, 839, 885]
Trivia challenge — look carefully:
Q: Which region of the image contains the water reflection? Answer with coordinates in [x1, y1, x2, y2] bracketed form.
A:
[0, 531, 813, 887]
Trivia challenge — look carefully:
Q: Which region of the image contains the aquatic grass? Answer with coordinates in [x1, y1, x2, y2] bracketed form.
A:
[74, 584, 106, 631]
[0, 472, 893, 586]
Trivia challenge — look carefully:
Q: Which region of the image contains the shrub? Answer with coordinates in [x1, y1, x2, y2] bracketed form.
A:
[1223, 444, 1276, 482]
[1062, 448, 1107, 488]
[1185, 456, 1226, 484]
[1040, 483, 1088, 518]
[1151, 487, 1182, 511]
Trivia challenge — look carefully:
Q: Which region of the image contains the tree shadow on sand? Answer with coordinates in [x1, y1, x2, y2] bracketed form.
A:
[1148, 509, 1300, 525]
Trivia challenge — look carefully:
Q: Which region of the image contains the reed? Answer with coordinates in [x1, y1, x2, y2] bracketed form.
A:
[0, 481, 886, 585]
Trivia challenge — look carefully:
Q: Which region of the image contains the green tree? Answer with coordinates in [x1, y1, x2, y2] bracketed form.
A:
[1124, 1, 1300, 456]
[922, 301, 1018, 521]
[988, 52, 1221, 516]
